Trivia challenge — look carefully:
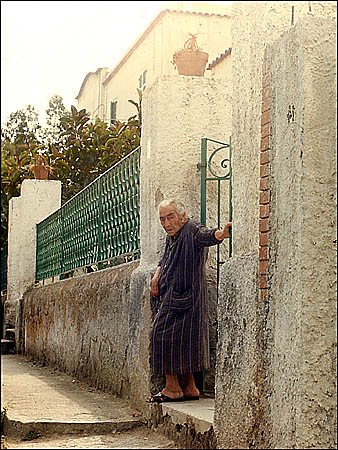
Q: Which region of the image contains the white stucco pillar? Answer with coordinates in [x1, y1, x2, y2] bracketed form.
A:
[7, 179, 61, 303]
[139, 74, 232, 267]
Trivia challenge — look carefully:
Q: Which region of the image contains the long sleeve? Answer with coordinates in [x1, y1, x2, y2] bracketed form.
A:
[192, 222, 221, 248]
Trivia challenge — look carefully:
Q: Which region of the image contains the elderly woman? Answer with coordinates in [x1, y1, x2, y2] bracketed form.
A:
[149, 199, 232, 402]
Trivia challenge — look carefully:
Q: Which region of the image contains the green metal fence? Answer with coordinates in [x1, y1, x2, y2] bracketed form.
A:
[36, 147, 141, 281]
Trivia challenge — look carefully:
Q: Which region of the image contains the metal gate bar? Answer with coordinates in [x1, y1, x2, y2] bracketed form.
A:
[199, 137, 232, 293]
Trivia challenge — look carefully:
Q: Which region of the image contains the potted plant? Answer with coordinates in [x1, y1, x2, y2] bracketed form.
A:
[172, 33, 209, 77]
[23, 144, 53, 180]
[30, 154, 52, 180]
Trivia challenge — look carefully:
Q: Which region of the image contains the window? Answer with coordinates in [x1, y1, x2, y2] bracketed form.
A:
[138, 69, 147, 90]
[110, 100, 117, 124]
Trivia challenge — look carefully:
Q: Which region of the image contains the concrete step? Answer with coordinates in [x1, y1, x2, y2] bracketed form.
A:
[149, 397, 216, 449]
[1, 339, 15, 354]
[5, 328, 15, 340]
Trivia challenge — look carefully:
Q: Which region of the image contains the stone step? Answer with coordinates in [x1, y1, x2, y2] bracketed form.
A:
[149, 396, 216, 449]
[1, 339, 15, 354]
[5, 328, 15, 340]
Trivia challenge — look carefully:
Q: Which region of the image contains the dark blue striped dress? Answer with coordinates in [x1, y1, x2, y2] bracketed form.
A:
[149, 219, 221, 375]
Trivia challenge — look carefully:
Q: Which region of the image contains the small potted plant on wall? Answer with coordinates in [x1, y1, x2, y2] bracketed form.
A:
[172, 33, 209, 77]
[24, 144, 53, 180]
[30, 154, 52, 180]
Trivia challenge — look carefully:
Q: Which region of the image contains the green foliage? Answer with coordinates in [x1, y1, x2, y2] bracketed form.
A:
[1, 105, 42, 145]
[1, 92, 142, 249]
[43, 94, 71, 146]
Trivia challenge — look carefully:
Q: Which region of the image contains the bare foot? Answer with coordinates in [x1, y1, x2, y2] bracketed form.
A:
[162, 387, 184, 399]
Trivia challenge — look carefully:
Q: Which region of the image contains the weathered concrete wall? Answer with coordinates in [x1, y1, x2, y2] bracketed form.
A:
[230, 1, 336, 258]
[215, 2, 337, 449]
[23, 261, 139, 398]
[267, 15, 337, 450]
[215, 254, 263, 448]
[5, 179, 61, 345]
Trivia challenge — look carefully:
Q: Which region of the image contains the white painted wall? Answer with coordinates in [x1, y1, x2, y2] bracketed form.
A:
[7, 179, 61, 303]
[139, 74, 232, 267]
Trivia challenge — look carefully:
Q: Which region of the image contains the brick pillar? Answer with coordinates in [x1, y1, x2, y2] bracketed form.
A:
[259, 60, 271, 302]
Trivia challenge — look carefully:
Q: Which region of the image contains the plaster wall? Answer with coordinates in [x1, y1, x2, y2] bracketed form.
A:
[7, 179, 61, 304]
[267, 15, 337, 449]
[215, 2, 336, 448]
[215, 254, 262, 449]
[77, 68, 109, 120]
[231, 0, 336, 257]
[208, 55, 232, 80]
[139, 74, 232, 266]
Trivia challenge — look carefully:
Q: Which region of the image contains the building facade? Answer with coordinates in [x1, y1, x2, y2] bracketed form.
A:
[76, 5, 232, 123]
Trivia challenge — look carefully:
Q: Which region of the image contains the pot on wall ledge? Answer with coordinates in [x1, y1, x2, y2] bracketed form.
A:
[173, 49, 209, 76]
[173, 33, 209, 77]
[31, 164, 50, 180]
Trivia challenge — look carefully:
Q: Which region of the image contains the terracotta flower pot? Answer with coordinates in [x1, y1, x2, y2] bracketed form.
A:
[31, 165, 50, 180]
[173, 50, 209, 76]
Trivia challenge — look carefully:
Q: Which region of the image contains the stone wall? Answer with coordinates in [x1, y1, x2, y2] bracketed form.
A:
[23, 261, 140, 399]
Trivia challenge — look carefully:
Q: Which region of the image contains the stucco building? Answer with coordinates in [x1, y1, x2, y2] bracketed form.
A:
[75, 3, 232, 123]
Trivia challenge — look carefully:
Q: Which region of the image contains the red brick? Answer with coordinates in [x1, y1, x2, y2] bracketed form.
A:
[260, 177, 270, 191]
[260, 204, 270, 218]
[261, 135, 270, 151]
[259, 190, 270, 205]
[260, 289, 268, 302]
[261, 123, 271, 138]
[259, 247, 269, 261]
[262, 72, 271, 88]
[262, 97, 271, 113]
[259, 218, 270, 232]
[259, 232, 269, 247]
[260, 151, 270, 165]
[261, 110, 270, 126]
[262, 60, 271, 75]
[260, 164, 270, 178]
[259, 260, 268, 274]
[262, 86, 271, 113]
[259, 274, 268, 289]
[262, 86, 271, 101]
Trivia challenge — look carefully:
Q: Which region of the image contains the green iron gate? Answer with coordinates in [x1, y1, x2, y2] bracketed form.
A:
[199, 137, 232, 295]
[194, 137, 232, 394]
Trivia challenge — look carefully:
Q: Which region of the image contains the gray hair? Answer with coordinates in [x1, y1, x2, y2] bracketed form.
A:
[158, 199, 186, 217]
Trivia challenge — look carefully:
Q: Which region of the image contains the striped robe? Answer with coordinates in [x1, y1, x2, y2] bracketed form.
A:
[149, 219, 221, 375]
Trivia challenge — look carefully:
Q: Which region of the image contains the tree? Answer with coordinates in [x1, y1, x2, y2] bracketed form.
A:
[43, 94, 71, 146]
[1, 105, 42, 146]
[1, 91, 143, 249]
